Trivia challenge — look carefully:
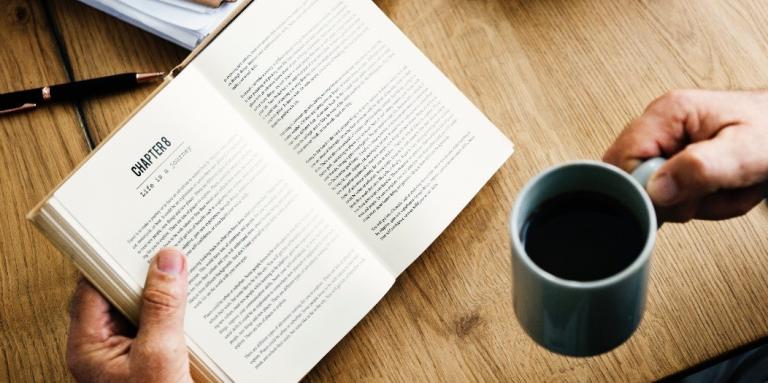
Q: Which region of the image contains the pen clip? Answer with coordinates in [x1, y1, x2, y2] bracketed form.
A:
[0, 103, 37, 115]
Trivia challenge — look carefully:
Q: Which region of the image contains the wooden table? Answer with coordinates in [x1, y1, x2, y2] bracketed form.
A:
[2, 0, 767, 381]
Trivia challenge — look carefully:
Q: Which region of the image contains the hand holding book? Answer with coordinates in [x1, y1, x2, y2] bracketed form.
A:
[30, 0, 512, 381]
[67, 249, 193, 383]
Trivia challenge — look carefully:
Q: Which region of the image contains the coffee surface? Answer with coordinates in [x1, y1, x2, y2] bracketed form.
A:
[521, 191, 645, 281]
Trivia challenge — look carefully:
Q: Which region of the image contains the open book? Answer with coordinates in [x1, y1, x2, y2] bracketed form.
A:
[29, 0, 513, 381]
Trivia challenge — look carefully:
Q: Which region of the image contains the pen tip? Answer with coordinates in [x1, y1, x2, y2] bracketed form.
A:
[136, 72, 166, 83]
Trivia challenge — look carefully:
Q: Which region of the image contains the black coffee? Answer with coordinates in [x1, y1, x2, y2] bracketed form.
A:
[521, 191, 645, 281]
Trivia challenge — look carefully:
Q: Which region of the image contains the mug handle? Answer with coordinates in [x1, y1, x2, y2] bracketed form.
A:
[630, 157, 667, 190]
[630, 157, 667, 227]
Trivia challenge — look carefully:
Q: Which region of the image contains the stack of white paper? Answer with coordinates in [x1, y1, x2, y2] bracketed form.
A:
[79, 0, 239, 50]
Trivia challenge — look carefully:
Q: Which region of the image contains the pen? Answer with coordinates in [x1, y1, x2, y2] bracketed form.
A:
[0, 72, 165, 115]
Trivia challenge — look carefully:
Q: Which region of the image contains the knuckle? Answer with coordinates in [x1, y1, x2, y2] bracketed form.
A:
[679, 147, 715, 185]
[649, 89, 697, 113]
[649, 91, 675, 110]
[141, 287, 182, 314]
[663, 89, 694, 105]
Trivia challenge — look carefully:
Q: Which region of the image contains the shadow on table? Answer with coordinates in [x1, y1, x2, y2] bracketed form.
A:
[658, 337, 768, 383]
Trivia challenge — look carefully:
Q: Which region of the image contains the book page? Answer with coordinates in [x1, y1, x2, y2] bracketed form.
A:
[52, 66, 393, 382]
[192, 0, 513, 275]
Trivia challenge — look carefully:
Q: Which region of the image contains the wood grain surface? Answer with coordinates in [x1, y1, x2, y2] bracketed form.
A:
[2, 0, 768, 381]
[0, 1, 89, 381]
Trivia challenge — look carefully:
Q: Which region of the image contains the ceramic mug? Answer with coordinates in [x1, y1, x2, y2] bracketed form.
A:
[509, 158, 665, 357]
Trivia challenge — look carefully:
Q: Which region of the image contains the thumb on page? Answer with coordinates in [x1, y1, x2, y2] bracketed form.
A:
[134, 248, 189, 366]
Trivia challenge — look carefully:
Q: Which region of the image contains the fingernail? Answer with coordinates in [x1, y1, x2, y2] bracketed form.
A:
[648, 173, 678, 204]
[157, 248, 184, 275]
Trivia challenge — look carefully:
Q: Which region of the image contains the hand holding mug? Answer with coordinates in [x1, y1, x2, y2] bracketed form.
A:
[510, 89, 768, 357]
[604, 89, 768, 222]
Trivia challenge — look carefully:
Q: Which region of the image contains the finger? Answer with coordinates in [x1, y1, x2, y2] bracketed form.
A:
[695, 182, 768, 220]
[603, 112, 681, 173]
[603, 90, 757, 173]
[647, 126, 764, 206]
[67, 279, 125, 382]
[644, 90, 754, 142]
[69, 278, 113, 344]
[134, 248, 188, 360]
